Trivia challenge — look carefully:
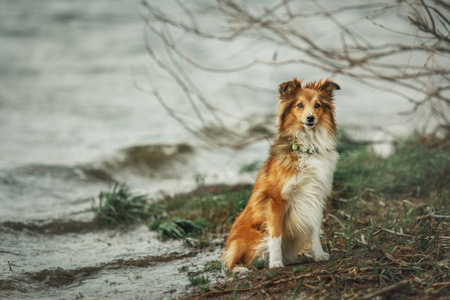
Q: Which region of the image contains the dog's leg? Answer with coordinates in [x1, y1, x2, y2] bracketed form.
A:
[268, 235, 283, 268]
[267, 198, 287, 268]
[311, 231, 329, 261]
[310, 211, 330, 262]
[282, 233, 307, 265]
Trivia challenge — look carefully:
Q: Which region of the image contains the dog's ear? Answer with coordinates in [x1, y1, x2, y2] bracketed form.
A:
[279, 78, 302, 99]
[319, 80, 340, 93]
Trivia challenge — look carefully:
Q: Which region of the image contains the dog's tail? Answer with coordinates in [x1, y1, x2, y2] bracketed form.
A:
[221, 227, 262, 270]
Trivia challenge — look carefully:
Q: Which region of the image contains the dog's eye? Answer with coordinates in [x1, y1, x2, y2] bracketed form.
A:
[297, 103, 304, 108]
[314, 103, 321, 108]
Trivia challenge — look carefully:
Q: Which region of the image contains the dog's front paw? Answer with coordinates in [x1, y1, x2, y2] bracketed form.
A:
[313, 252, 330, 262]
[269, 260, 285, 269]
[233, 266, 250, 275]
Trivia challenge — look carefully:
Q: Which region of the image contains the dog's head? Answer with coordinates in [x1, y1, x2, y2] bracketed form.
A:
[277, 78, 340, 137]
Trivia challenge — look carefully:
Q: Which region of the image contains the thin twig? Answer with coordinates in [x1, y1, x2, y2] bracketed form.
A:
[327, 213, 345, 229]
[376, 228, 450, 241]
[96, 238, 112, 246]
[354, 279, 410, 300]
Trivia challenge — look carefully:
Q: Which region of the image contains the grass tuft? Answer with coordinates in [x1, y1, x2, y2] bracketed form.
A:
[91, 183, 149, 226]
[188, 274, 210, 286]
[151, 218, 203, 240]
[265, 270, 275, 279]
[252, 258, 267, 270]
[198, 284, 210, 293]
[203, 260, 222, 273]
[178, 265, 189, 273]
[291, 265, 305, 274]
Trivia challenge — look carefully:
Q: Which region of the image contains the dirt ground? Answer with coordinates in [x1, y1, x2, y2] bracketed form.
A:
[182, 190, 450, 300]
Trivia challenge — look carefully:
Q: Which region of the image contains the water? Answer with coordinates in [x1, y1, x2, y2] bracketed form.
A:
[0, 0, 425, 298]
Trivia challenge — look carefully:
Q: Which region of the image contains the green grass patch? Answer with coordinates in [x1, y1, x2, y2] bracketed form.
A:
[146, 185, 252, 243]
[265, 270, 275, 279]
[91, 183, 252, 246]
[291, 265, 305, 274]
[252, 258, 267, 270]
[203, 260, 222, 272]
[188, 274, 210, 286]
[91, 183, 149, 226]
[149, 218, 204, 240]
[178, 265, 189, 273]
[335, 132, 449, 198]
[198, 284, 210, 293]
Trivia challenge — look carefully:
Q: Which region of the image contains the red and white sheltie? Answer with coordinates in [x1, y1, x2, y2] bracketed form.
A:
[221, 78, 340, 272]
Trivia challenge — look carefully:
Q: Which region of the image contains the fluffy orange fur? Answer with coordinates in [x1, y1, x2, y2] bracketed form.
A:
[221, 78, 340, 270]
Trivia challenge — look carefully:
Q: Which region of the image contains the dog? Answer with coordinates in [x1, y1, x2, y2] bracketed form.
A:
[221, 78, 340, 272]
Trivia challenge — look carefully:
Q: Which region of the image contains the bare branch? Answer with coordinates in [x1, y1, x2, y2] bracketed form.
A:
[140, 0, 450, 147]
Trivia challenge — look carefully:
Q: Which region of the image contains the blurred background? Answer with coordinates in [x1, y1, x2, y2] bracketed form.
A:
[0, 0, 448, 298]
[2, 0, 447, 212]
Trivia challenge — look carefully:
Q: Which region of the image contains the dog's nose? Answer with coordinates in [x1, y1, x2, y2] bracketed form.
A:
[306, 115, 315, 123]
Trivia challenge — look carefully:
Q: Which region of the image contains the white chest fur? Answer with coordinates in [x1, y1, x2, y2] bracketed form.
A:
[281, 128, 338, 238]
